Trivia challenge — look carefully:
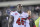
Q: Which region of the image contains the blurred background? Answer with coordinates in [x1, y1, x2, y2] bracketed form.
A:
[0, 0, 40, 2]
[0, 0, 40, 27]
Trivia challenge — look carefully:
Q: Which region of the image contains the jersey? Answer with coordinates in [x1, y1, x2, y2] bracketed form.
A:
[39, 20, 40, 27]
[35, 17, 40, 27]
[10, 11, 30, 27]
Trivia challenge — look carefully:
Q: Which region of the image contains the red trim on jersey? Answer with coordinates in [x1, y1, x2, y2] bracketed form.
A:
[33, 25, 36, 27]
[28, 17, 31, 19]
[11, 11, 16, 12]
[15, 13, 18, 15]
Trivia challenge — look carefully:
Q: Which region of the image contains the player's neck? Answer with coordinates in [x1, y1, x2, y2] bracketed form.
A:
[18, 10, 22, 14]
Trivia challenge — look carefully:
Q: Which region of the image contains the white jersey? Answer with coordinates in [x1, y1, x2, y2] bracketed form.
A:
[10, 11, 30, 27]
[39, 20, 40, 27]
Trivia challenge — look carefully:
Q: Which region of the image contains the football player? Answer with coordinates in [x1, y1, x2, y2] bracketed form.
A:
[8, 4, 30, 27]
